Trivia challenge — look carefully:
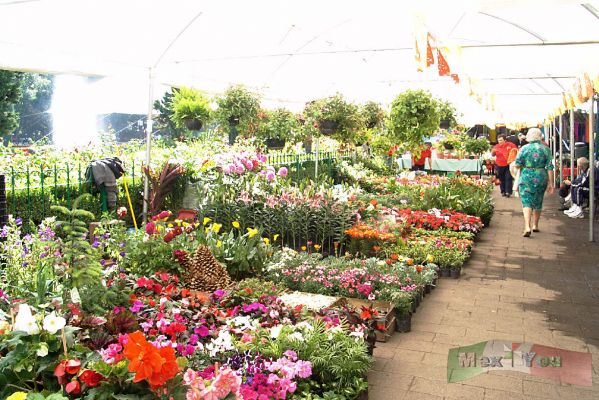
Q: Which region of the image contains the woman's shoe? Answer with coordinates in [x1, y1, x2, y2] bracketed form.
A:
[523, 230, 531, 237]
[532, 227, 539, 232]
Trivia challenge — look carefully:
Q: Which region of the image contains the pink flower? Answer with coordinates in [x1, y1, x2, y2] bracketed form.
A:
[266, 171, 276, 181]
[278, 167, 288, 177]
[145, 222, 157, 235]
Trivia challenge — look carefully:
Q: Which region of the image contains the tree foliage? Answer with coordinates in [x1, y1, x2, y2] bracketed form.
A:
[13, 73, 54, 144]
[0, 69, 24, 138]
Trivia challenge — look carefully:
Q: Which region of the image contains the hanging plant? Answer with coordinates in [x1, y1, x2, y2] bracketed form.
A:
[386, 89, 440, 153]
[360, 101, 386, 129]
[303, 93, 363, 143]
[215, 85, 261, 133]
[436, 99, 458, 129]
[255, 108, 301, 147]
[170, 87, 212, 131]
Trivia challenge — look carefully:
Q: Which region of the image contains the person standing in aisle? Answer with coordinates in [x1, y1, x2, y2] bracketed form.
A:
[492, 134, 517, 197]
[514, 128, 555, 237]
[412, 142, 433, 171]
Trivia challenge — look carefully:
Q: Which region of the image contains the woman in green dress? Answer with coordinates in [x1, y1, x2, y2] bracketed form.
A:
[514, 128, 555, 237]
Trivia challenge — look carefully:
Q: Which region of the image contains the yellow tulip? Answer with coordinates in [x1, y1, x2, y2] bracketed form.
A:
[273, 234, 279, 241]
[232, 221, 240, 229]
[167, 223, 173, 228]
[212, 223, 222, 233]
[301, 246, 307, 251]
[314, 244, 321, 251]
[203, 217, 211, 226]
[426, 254, 434, 263]
[263, 237, 270, 245]
[247, 228, 258, 238]
[216, 240, 222, 248]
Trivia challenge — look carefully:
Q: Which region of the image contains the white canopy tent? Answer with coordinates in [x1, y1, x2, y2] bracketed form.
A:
[1, 0, 598, 232]
[1, 0, 598, 124]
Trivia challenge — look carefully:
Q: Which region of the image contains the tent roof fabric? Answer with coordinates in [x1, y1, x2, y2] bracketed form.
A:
[1, 0, 598, 124]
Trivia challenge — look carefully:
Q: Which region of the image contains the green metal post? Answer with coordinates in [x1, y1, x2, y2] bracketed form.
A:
[41, 166, 45, 216]
[10, 167, 15, 216]
[26, 166, 30, 221]
[132, 163, 135, 188]
[54, 165, 57, 201]
[66, 164, 71, 208]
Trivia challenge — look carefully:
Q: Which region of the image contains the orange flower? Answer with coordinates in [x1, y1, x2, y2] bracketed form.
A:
[406, 258, 414, 266]
[372, 246, 381, 252]
[416, 265, 423, 273]
[390, 253, 399, 261]
[370, 199, 378, 206]
[123, 331, 179, 389]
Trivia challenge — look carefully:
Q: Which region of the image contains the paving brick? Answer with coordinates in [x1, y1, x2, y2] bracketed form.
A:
[445, 383, 485, 399]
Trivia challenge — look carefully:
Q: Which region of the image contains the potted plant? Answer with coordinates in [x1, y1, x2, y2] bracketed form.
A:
[303, 93, 363, 143]
[437, 99, 458, 130]
[386, 89, 440, 154]
[361, 101, 386, 130]
[378, 288, 412, 333]
[215, 85, 261, 144]
[464, 136, 491, 159]
[255, 108, 300, 149]
[170, 87, 212, 131]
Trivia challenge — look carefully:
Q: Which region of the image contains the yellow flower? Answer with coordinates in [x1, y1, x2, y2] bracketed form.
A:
[426, 254, 434, 263]
[203, 217, 211, 226]
[7, 393, 27, 400]
[182, 221, 189, 227]
[175, 219, 182, 226]
[194, 222, 200, 228]
[232, 221, 240, 229]
[247, 228, 258, 238]
[314, 244, 321, 251]
[216, 240, 222, 248]
[167, 223, 173, 228]
[263, 237, 270, 245]
[301, 246, 307, 251]
[211, 223, 222, 233]
[205, 227, 209, 234]
[273, 234, 279, 241]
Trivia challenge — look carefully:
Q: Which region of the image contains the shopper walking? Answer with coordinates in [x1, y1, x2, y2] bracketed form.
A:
[514, 128, 555, 237]
[492, 134, 517, 197]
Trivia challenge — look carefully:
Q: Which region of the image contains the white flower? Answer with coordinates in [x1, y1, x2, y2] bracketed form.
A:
[36, 342, 49, 357]
[42, 312, 66, 334]
[13, 304, 39, 335]
[270, 325, 282, 339]
[289, 332, 305, 342]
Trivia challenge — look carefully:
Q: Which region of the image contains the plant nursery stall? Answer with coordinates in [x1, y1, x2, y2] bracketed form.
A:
[0, 1, 598, 399]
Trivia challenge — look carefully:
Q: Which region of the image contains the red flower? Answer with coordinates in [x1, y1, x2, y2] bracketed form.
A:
[65, 359, 81, 375]
[145, 222, 157, 235]
[66, 380, 81, 395]
[79, 370, 105, 388]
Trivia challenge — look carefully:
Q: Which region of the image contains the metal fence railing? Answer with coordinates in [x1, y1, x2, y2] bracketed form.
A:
[3, 150, 356, 223]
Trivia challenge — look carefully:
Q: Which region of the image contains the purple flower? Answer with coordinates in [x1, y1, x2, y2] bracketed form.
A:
[102, 233, 110, 240]
[194, 325, 210, 337]
[92, 241, 100, 248]
[119, 242, 125, 248]
[100, 259, 106, 266]
[119, 251, 126, 257]
[15, 218, 22, 226]
[213, 289, 225, 298]
[129, 300, 144, 313]
[278, 167, 288, 177]
[0, 226, 8, 237]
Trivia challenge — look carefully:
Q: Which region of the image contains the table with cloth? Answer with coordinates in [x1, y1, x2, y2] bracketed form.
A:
[432, 159, 482, 173]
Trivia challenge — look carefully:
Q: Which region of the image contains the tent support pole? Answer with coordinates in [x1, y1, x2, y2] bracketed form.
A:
[559, 114, 563, 186]
[143, 68, 155, 224]
[570, 109, 575, 182]
[314, 137, 319, 178]
[589, 93, 596, 242]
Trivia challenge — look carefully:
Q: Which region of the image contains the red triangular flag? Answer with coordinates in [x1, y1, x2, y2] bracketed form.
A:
[437, 49, 450, 76]
[426, 35, 435, 67]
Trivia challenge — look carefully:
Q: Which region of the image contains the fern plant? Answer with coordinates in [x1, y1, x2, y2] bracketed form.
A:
[51, 194, 101, 304]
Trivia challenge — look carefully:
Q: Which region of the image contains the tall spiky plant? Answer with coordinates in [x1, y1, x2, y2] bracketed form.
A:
[143, 162, 185, 217]
[51, 194, 101, 304]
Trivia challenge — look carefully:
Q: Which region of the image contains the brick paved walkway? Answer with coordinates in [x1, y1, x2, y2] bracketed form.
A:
[369, 189, 599, 399]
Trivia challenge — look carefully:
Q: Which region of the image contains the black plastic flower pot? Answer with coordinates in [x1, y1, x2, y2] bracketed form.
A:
[425, 284, 432, 294]
[265, 138, 286, 149]
[183, 118, 202, 131]
[441, 268, 451, 278]
[450, 268, 461, 279]
[358, 388, 368, 400]
[318, 119, 338, 135]
[411, 300, 417, 314]
[395, 312, 412, 333]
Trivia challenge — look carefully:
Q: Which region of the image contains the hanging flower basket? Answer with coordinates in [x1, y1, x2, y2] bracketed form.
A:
[265, 138, 286, 149]
[318, 120, 338, 135]
[183, 118, 202, 131]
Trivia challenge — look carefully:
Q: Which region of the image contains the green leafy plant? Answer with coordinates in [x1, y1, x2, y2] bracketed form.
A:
[170, 87, 212, 130]
[360, 101, 386, 129]
[386, 89, 440, 153]
[436, 99, 458, 129]
[255, 108, 301, 143]
[215, 84, 261, 130]
[303, 94, 364, 142]
[51, 194, 101, 304]
[464, 136, 491, 156]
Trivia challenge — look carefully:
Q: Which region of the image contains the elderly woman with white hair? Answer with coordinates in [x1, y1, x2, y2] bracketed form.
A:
[514, 128, 555, 237]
